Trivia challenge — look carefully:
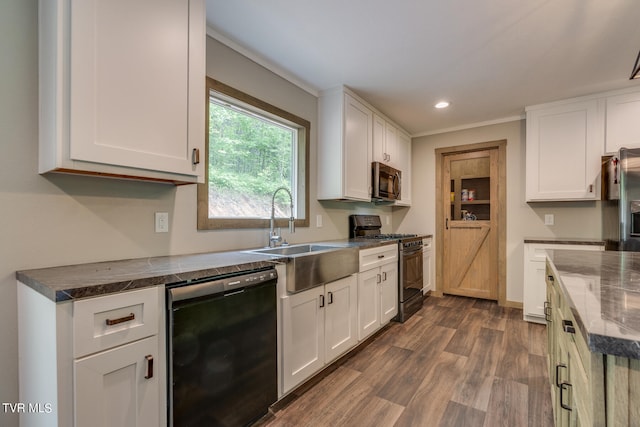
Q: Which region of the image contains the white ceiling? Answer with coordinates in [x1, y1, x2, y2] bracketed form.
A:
[205, 0, 640, 136]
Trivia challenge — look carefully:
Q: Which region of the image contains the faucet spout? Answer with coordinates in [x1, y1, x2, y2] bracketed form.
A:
[269, 187, 295, 247]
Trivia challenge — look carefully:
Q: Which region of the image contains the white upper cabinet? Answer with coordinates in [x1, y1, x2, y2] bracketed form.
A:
[318, 86, 412, 204]
[373, 114, 397, 167]
[39, 0, 206, 184]
[395, 130, 412, 206]
[525, 99, 602, 201]
[317, 89, 372, 201]
[605, 91, 640, 154]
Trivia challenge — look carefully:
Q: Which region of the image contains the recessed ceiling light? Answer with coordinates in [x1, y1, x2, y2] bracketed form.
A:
[435, 101, 450, 109]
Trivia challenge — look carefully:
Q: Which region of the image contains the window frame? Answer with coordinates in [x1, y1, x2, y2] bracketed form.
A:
[197, 78, 310, 230]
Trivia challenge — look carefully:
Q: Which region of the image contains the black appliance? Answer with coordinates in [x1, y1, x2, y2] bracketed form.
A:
[372, 162, 401, 201]
[349, 214, 424, 322]
[166, 267, 278, 427]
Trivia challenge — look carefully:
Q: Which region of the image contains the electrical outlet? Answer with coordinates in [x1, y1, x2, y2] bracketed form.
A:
[155, 212, 169, 233]
[544, 214, 554, 226]
[316, 214, 323, 228]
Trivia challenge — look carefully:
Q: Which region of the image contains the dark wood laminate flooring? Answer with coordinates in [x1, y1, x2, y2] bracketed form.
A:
[262, 295, 553, 427]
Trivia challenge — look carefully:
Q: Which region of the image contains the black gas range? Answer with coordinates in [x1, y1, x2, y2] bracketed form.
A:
[349, 215, 424, 322]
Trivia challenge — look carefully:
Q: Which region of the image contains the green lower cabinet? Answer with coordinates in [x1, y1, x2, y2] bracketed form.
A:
[605, 356, 640, 426]
[545, 263, 605, 426]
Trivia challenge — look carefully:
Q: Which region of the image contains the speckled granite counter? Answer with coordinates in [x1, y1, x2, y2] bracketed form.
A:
[547, 249, 640, 359]
[16, 239, 399, 303]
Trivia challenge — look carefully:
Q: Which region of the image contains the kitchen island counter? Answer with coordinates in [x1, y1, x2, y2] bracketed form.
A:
[547, 249, 640, 359]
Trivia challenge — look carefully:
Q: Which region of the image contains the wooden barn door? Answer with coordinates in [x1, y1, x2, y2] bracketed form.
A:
[442, 148, 498, 300]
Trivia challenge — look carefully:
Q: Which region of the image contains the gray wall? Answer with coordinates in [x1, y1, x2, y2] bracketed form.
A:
[395, 119, 602, 303]
[0, 2, 389, 425]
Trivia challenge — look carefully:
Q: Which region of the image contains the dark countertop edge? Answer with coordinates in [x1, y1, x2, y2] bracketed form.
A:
[17, 259, 281, 303]
[524, 237, 605, 245]
[16, 239, 402, 303]
[546, 252, 640, 360]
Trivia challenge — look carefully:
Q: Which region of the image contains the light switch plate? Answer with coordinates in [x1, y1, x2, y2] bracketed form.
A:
[544, 214, 554, 226]
[155, 212, 169, 233]
[316, 214, 323, 228]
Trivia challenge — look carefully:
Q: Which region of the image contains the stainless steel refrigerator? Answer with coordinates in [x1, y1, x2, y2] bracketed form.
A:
[603, 147, 640, 251]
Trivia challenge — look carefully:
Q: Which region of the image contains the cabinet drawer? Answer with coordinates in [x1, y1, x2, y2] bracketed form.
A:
[359, 244, 398, 271]
[73, 287, 159, 358]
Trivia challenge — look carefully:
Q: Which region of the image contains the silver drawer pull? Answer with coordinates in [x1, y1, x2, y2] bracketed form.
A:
[105, 313, 135, 326]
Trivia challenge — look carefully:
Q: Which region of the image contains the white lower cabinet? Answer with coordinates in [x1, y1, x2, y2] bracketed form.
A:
[18, 284, 165, 427]
[523, 242, 603, 323]
[75, 336, 159, 427]
[281, 274, 357, 395]
[422, 237, 433, 293]
[358, 244, 399, 341]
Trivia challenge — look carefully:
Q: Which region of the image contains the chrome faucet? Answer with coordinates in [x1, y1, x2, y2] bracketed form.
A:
[269, 187, 295, 247]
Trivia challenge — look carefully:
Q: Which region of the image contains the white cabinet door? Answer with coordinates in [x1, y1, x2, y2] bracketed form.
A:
[422, 238, 433, 293]
[384, 122, 397, 166]
[523, 243, 603, 323]
[373, 114, 398, 167]
[343, 94, 373, 200]
[380, 262, 398, 325]
[525, 260, 548, 320]
[606, 91, 640, 153]
[373, 114, 386, 164]
[39, 0, 205, 183]
[75, 336, 159, 427]
[525, 100, 602, 201]
[281, 286, 324, 394]
[395, 130, 412, 206]
[357, 268, 381, 341]
[324, 275, 358, 363]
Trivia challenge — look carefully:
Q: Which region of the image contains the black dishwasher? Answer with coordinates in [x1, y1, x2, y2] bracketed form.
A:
[167, 267, 278, 427]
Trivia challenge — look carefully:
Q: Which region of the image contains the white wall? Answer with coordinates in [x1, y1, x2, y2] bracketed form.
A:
[396, 119, 602, 304]
[0, 2, 389, 425]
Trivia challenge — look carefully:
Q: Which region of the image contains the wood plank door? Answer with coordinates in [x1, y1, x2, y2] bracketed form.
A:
[442, 149, 498, 300]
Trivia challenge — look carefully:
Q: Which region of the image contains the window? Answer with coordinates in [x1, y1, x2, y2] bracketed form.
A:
[197, 78, 310, 229]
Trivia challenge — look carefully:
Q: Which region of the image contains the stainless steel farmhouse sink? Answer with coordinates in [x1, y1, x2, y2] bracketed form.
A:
[248, 244, 359, 293]
[250, 244, 343, 256]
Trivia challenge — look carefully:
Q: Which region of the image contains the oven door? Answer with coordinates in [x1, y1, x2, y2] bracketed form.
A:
[401, 246, 423, 302]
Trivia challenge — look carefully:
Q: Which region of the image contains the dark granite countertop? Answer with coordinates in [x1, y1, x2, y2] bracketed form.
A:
[524, 237, 605, 246]
[16, 239, 398, 303]
[546, 249, 640, 359]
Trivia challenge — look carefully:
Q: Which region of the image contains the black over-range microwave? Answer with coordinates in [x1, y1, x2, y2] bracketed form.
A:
[372, 161, 401, 201]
